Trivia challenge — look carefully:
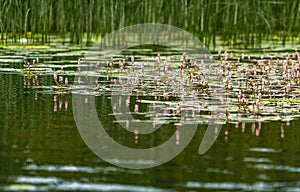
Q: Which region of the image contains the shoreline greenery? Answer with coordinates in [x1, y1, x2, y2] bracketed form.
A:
[0, 0, 299, 47]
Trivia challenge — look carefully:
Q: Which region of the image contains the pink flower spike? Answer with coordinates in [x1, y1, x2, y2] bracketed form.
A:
[134, 129, 139, 143]
[64, 78, 68, 86]
[176, 129, 180, 145]
[242, 122, 246, 132]
[53, 73, 57, 82]
[163, 92, 169, 100]
[53, 102, 57, 112]
[126, 98, 130, 107]
[65, 100, 68, 111]
[59, 76, 63, 83]
[134, 104, 139, 113]
[59, 99, 63, 109]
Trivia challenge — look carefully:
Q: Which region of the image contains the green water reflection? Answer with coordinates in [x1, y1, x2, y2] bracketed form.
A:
[1, 73, 300, 191]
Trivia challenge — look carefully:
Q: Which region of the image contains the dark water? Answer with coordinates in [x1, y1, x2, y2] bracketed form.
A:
[1, 73, 300, 191]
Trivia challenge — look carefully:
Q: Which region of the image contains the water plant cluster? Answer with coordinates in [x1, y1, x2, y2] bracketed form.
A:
[20, 49, 300, 129]
[1, 0, 299, 47]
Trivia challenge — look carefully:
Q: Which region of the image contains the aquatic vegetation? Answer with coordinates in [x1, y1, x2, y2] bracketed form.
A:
[18, 48, 300, 127]
[78, 50, 300, 124]
[1, 43, 300, 140]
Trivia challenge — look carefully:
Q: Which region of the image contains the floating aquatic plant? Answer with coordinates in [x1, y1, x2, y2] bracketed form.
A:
[2, 41, 300, 143]
[2, 46, 300, 131]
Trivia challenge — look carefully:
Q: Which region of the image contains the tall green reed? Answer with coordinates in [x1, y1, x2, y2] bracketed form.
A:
[0, 0, 299, 48]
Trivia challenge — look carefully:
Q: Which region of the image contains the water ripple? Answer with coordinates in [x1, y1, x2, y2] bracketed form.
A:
[243, 157, 273, 163]
[248, 148, 282, 153]
[251, 163, 300, 172]
[4, 176, 173, 192]
[22, 164, 142, 175]
[23, 164, 96, 173]
[186, 181, 300, 191]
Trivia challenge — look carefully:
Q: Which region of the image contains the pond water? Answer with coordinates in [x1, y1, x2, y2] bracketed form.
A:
[1, 43, 300, 191]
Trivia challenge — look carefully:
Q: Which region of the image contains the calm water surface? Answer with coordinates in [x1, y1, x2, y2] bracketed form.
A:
[1, 73, 300, 191]
[1, 45, 300, 191]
